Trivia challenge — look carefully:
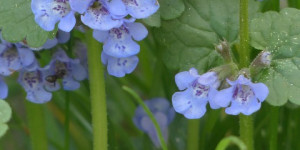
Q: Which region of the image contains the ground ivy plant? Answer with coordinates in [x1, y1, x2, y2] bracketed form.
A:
[0, 0, 299, 150]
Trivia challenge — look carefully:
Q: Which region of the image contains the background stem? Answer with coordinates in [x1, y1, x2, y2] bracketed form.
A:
[86, 30, 108, 150]
[239, 115, 254, 150]
[187, 119, 200, 150]
[25, 102, 48, 150]
[269, 107, 279, 150]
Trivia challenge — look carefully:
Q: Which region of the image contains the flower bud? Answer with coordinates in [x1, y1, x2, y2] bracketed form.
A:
[250, 51, 271, 75]
[215, 40, 232, 63]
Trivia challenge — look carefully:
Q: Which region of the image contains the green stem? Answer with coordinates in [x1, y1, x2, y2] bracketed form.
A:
[239, 115, 254, 150]
[25, 102, 48, 150]
[239, 0, 250, 68]
[86, 30, 108, 150]
[269, 107, 279, 150]
[65, 92, 70, 150]
[239, 1, 254, 149]
[187, 119, 200, 150]
[122, 86, 168, 150]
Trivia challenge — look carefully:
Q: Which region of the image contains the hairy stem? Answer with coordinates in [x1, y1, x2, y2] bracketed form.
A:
[187, 119, 200, 150]
[239, 0, 250, 68]
[86, 30, 108, 150]
[239, 115, 254, 150]
[25, 102, 48, 150]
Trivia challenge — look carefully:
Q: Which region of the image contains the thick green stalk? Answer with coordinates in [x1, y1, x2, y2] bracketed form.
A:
[86, 30, 108, 150]
[187, 119, 200, 150]
[122, 86, 168, 150]
[239, 0, 250, 68]
[239, 115, 254, 150]
[269, 107, 279, 150]
[239, 0, 254, 149]
[25, 102, 48, 150]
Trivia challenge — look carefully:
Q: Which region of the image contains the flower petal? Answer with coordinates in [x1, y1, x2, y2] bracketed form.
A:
[175, 70, 197, 90]
[58, 12, 76, 32]
[0, 78, 8, 99]
[225, 101, 243, 115]
[212, 87, 234, 107]
[126, 22, 148, 41]
[103, 36, 140, 58]
[172, 90, 192, 113]
[251, 83, 269, 102]
[81, 4, 122, 30]
[106, 55, 139, 77]
[69, 0, 93, 14]
[243, 98, 261, 115]
[93, 30, 109, 43]
[183, 99, 207, 119]
[124, 0, 159, 19]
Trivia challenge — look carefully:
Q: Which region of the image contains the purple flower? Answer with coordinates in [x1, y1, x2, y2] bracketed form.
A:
[80, 0, 123, 30]
[31, 0, 76, 32]
[43, 49, 87, 91]
[172, 68, 220, 119]
[101, 52, 138, 77]
[18, 62, 52, 103]
[133, 98, 175, 148]
[93, 22, 148, 58]
[122, 0, 159, 19]
[0, 39, 35, 76]
[212, 75, 269, 115]
[43, 30, 71, 49]
[0, 77, 8, 99]
[74, 42, 88, 73]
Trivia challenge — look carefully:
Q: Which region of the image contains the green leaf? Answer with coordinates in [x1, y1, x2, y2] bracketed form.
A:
[159, 0, 185, 20]
[215, 136, 246, 150]
[250, 8, 300, 106]
[143, 11, 161, 27]
[0, 100, 12, 124]
[0, 0, 50, 47]
[0, 100, 12, 138]
[0, 124, 9, 138]
[154, 0, 259, 72]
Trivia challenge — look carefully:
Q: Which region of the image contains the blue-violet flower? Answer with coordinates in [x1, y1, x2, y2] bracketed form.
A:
[212, 75, 269, 115]
[133, 98, 175, 148]
[172, 68, 220, 119]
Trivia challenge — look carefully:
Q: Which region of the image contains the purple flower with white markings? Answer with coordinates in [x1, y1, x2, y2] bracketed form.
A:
[122, 0, 159, 19]
[93, 22, 148, 58]
[101, 52, 138, 77]
[31, 0, 76, 32]
[18, 62, 52, 103]
[0, 77, 8, 99]
[172, 68, 220, 119]
[43, 49, 87, 91]
[133, 98, 175, 148]
[212, 75, 269, 115]
[79, 0, 123, 30]
[0, 38, 35, 76]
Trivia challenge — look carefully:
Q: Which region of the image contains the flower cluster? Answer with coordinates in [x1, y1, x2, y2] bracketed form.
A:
[0, 32, 88, 103]
[172, 40, 271, 118]
[172, 68, 269, 118]
[31, 0, 159, 77]
[133, 98, 175, 148]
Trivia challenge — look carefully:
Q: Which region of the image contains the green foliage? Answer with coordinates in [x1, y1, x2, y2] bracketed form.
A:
[159, 0, 185, 20]
[0, 0, 50, 47]
[250, 8, 300, 106]
[0, 100, 12, 138]
[154, 0, 259, 72]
